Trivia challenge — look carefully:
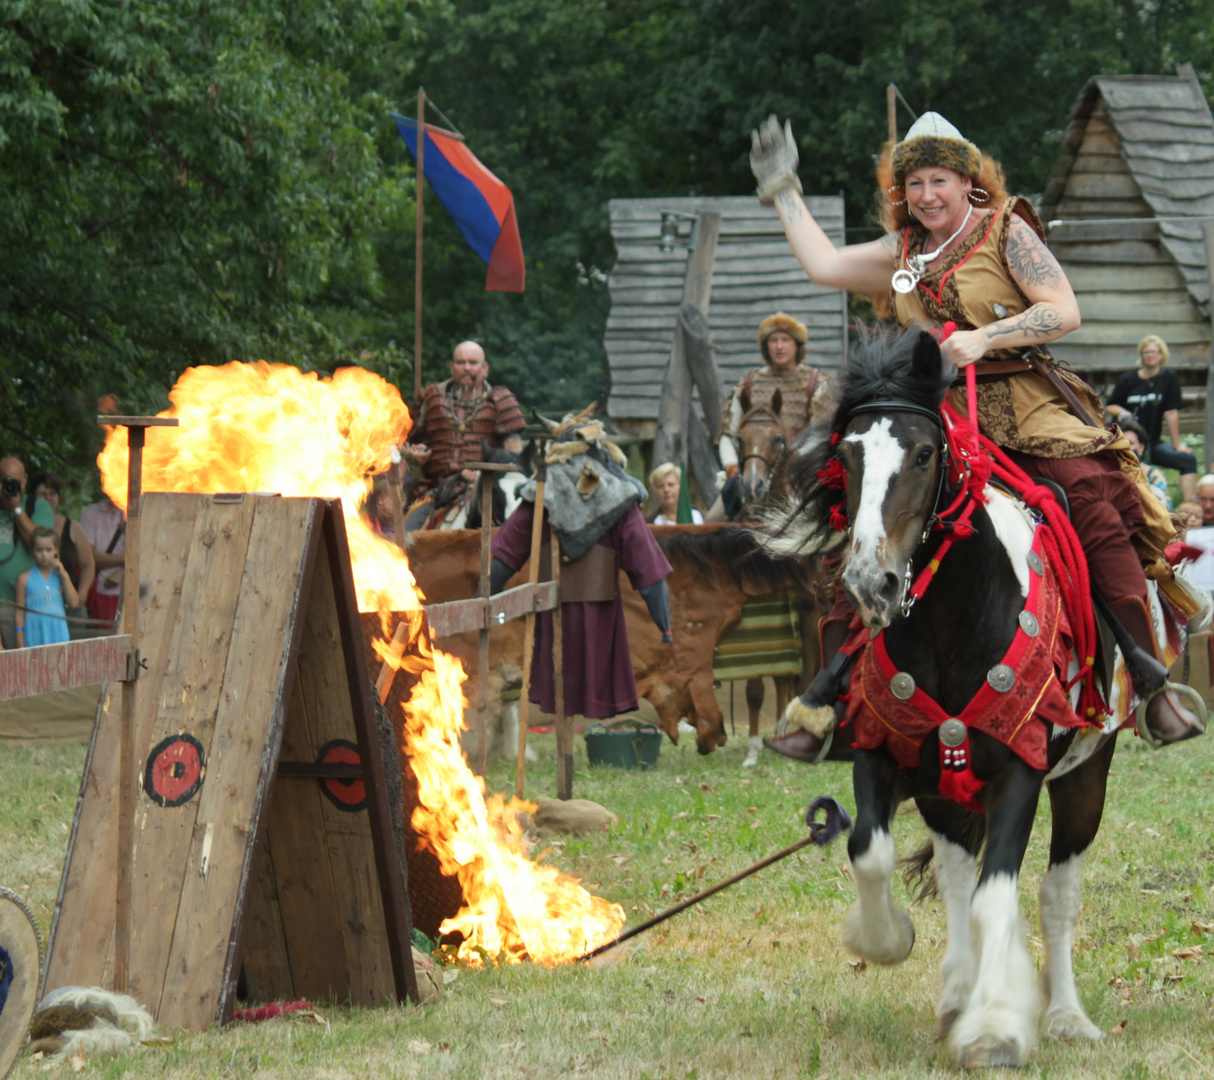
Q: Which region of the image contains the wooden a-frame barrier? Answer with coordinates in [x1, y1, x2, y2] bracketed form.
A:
[42, 493, 419, 1029]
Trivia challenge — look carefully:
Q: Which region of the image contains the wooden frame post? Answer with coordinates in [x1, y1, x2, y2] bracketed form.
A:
[101, 415, 177, 993]
[413, 88, 426, 406]
[1203, 222, 1214, 472]
[515, 459, 547, 798]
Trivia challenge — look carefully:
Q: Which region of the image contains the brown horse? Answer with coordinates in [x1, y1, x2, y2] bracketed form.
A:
[730, 386, 812, 760]
[403, 524, 810, 755]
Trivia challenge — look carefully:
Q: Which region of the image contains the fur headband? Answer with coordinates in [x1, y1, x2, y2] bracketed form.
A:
[890, 112, 981, 184]
[758, 312, 808, 347]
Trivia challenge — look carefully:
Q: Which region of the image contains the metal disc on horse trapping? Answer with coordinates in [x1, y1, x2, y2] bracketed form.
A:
[987, 664, 1015, 693]
[1026, 551, 1044, 575]
[0, 887, 42, 1080]
[1019, 611, 1040, 637]
[939, 719, 967, 748]
[890, 672, 916, 700]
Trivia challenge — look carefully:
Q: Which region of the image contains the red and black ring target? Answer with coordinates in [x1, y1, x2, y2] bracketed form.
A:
[317, 739, 366, 812]
[144, 734, 206, 808]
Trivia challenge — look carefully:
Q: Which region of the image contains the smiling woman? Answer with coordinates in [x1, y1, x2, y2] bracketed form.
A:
[748, 109, 1206, 762]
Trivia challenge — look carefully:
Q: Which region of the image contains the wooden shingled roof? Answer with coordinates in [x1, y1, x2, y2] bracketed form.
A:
[604, 196, 848, 427]
[1041, 69, 1214, 371]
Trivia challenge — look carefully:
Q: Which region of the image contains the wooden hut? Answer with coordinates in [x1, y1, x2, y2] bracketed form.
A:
[1042, 67, 1214, 399]
[604, 196, 848, 436]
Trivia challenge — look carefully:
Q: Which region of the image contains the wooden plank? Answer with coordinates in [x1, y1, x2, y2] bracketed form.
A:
[126, 495, 259, 1012]
[1061, 321, 1211, 346]
[1048, 240, 1171, 264]
[156, 497, 318, 1029]
[1076, 293, 1204, 322]
[263, 664, 353, 1001]
[1063, 173, 1143, 200]
[1054, 198, 1153, 219]
[287, 531, 389, 1006]
[424, 582, 559, 638]
[1114, 119, 1214, 144]
[0, 635, 132, 701]
[1066, 154, 1134, 175]
[45, 493, 201, 994]
[1068, 265, 1189, 290]
[237, 833, 294, 1003]
[1099, 79, 1198, 112]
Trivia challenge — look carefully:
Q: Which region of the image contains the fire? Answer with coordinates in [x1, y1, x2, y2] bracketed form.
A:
[98, 361, 624, 965]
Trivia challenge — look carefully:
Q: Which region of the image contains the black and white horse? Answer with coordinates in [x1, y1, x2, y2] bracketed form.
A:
[404, 440, 530, 531]
[761, 328, 1167, 1067]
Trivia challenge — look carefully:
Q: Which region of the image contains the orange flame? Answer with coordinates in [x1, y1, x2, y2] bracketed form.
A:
[98, 361, 624, 965]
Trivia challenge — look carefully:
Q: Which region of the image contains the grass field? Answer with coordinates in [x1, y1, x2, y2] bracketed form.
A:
[3, 709, 1213, 1079]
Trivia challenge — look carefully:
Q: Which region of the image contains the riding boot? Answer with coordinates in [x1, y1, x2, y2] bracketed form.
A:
[764, 615, 852, 763]
[1107, 595, 1207, 746]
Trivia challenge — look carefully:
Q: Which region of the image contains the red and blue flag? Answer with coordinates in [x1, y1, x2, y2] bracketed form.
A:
[393, 115, 526, 293]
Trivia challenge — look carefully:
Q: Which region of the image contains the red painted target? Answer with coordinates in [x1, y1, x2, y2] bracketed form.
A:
[317, 739, 366, 812]
[144, 734, 206, 807]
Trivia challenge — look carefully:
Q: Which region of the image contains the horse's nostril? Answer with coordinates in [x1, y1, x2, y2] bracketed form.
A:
[883, 571, 899, 597]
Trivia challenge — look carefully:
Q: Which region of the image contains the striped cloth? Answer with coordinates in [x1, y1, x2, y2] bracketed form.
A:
[713, 589, 803, 681]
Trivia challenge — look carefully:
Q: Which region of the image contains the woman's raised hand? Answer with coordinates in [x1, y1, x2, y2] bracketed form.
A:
[750, 115, 803, 205]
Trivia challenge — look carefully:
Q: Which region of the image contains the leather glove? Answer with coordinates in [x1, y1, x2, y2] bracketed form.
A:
[750, 114, 802, 205]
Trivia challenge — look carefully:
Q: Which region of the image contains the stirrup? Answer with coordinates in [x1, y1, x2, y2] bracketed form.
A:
[1135, 681, 1209, 749]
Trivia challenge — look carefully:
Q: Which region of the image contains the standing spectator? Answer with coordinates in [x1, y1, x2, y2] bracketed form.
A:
[14, 527, 79, 647]
[79, 494, 126, 628]
[27, 471, 96, 624]
[1105, 335, 1197, 501]
[0, 457, 55, 649]
[649, 462, 703, 525]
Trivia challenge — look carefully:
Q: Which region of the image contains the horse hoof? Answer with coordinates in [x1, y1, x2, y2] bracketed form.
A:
[1042, 1008, 1104, 1042]
[742, 736, 762, 768]
[957, 1037, 1023, 1068]
[937, 1008, 961, 1040]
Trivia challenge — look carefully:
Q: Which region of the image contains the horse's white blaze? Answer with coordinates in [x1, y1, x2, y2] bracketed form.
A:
[931, 833, 977, 1025]
[500, 470, 527, 520]
[1039, 852, 1103, 1041]
[983, 486, 1034, 599]
[845, 419, 904, 571]
[842, 828, 915, 965]
[950, 873, 1039, 1063]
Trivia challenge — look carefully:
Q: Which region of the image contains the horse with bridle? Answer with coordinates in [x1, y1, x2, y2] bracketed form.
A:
[760, 327, 1206, 1068]
[403, 440, 530, 531]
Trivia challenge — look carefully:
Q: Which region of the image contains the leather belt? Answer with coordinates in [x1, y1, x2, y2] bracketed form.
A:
[952, 349, 1101, 430]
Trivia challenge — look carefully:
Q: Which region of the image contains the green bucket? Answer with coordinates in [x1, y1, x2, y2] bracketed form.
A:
[584, 722, 662, 771]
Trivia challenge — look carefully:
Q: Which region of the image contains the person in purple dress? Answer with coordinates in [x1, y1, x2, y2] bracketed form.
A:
[490, 415, 673, 719]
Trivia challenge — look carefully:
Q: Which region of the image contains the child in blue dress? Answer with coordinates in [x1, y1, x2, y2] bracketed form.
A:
[14, 526, 80, 647]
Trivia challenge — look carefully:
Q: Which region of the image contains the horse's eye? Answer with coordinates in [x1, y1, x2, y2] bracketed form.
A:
[915, 446, 934, 468]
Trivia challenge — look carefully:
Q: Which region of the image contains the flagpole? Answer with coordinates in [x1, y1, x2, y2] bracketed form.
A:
[414, 87, 426, 405]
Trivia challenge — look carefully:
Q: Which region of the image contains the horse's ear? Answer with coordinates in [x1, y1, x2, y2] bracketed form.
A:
[770, 388, 783, 416]
[911, 331, 943, 381]
[739, 384, 752, 413]
[481, 437, 494, 459]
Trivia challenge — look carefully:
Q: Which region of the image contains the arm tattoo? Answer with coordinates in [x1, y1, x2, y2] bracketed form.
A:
[775, 188, 804, 222]
[985, 304, 1064, 341]
[879, 232, 899, 257]
[1006, 221, 1064, 289]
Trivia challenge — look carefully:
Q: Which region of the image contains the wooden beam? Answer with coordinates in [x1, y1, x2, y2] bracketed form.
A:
[1202, 221, 1214, 472]
[652, 213, 721, 474]
[0, 635, 133, 701]
[423, 582, 559, 639]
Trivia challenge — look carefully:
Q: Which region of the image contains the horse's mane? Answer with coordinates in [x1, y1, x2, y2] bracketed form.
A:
[654, 524, 810, 593]
[757, 327, 956, 558]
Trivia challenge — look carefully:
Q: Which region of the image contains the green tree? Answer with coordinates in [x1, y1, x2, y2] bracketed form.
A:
[0, 0, 417, 488]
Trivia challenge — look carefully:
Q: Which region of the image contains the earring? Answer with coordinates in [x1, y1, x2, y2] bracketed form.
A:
[968, 187, 991, 205]
[886, 185, 906, 206]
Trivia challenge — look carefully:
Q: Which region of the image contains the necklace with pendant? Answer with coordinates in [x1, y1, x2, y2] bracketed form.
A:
[892, 203, 974, 295]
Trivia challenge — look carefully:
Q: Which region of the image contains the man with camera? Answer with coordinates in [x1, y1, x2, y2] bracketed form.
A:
[0, 457, 56, 649]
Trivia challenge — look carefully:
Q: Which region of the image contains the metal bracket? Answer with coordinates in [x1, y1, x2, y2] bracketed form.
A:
[125, 650, 145, 682]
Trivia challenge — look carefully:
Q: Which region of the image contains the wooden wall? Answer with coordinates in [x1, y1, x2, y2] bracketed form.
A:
[1044, 75, 1214, 386]
[605, 196, 847, 431]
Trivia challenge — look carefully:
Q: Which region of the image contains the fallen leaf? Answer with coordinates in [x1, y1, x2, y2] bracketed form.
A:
[1192, 920, 1214, 935]
[442, 970, 459, 985]
[1172, 945, 1203, 961]
[750, 820, 762, 830]
[499, 1041, 527, 1050]
[610, 854, 630, 866]
[673, 811, 689, 821]
[695, 996, 706, 1003]
[69, 1051, 87, 1074]
[409, 1039, 433, 1053]
[660, 883, 671, 897]
[1109, 1020, 1127, 1036]
[297, 1009, 329, 1032]
[745, 806, 758, 814]
[699, 782, 713, 792]
[703, 814, 719, 822]
[490, 998, 508, 1008]
[1144, 828, 1161, 838]
[848, 959, 868, 974]
[31, 1052, 44, 1061]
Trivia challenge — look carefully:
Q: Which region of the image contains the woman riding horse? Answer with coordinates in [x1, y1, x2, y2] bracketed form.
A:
[752, 110, 1204, 760]
[713, 312, 835, 519]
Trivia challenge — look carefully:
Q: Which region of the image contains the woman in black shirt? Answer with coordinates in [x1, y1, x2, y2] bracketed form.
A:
[1105, 335, 1197, 500]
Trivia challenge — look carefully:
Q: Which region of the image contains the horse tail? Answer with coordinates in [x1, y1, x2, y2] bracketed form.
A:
[899, 810, 985, 902]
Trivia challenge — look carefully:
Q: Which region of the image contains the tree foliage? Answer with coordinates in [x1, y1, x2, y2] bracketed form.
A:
[4, 0, 1214, 493]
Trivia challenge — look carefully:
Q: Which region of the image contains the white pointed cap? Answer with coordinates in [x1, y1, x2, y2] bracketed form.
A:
[901, 112, 967, 143]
